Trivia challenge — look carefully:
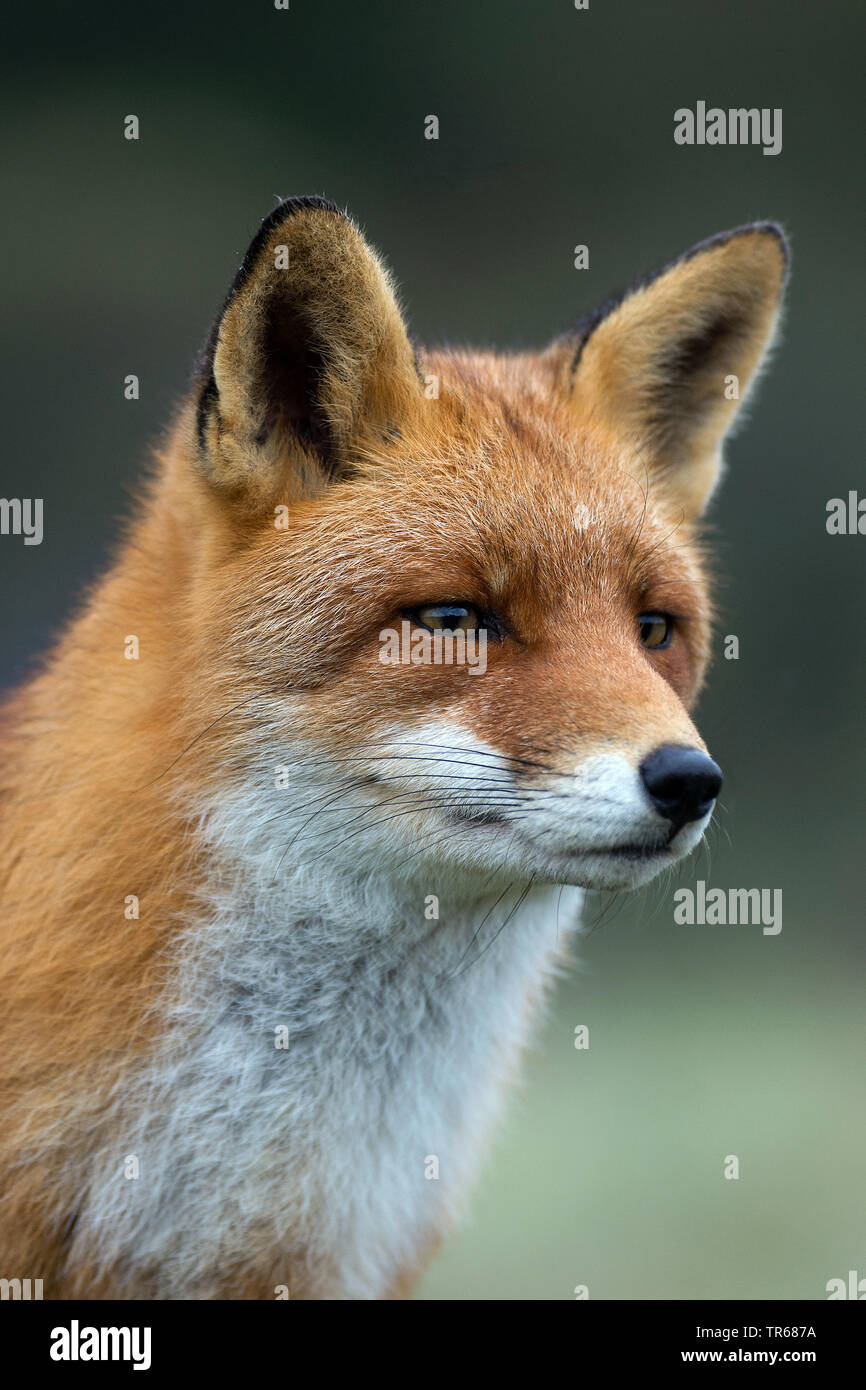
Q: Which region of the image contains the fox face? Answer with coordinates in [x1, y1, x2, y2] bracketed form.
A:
[187, 198, 786, 895]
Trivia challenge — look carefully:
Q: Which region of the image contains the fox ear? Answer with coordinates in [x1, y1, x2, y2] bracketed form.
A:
[195, 197, 420, 501]
[552, 223, 788, 520]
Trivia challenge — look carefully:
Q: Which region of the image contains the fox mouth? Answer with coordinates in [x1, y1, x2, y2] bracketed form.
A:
[542, 840, 674, 871]
[591, 841, 672, 861]
[519, 836, 681, 891]
[502, 824, 691, 888]
[443, 807, 675, 857]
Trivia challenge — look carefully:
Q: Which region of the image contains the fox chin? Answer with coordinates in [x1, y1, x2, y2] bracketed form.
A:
[0, 198, 787, 1299]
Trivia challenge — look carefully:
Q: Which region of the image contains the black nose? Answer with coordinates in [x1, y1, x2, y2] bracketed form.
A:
[639, 744, 722, 833]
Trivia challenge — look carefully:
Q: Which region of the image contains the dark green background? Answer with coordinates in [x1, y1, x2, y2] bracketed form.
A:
[2, 1, 863, 1298]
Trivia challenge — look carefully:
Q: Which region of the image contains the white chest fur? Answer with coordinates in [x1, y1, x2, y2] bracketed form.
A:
[76, 851, 582, 1299]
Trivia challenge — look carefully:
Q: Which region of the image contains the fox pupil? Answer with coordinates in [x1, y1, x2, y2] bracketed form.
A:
[414, 604, 478, 632]
[638, 613, 672, 648]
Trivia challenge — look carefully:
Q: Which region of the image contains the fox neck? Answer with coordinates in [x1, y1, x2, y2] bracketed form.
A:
[79, 803, 582, 1299]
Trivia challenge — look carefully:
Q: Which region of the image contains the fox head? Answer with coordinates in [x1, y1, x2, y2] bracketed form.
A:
[179, 197, 787, 892]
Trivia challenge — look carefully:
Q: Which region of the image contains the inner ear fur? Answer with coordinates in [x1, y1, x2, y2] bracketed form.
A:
[195, 197, 421, 501]
[550, 223, 789, 519]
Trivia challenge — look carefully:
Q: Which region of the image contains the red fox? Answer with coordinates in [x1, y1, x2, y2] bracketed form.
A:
[0, 199, 787, 1299]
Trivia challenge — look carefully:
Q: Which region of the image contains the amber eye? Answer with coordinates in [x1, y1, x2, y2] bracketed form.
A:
[410, 603, 483, 633]
[637, 612, 673, 649]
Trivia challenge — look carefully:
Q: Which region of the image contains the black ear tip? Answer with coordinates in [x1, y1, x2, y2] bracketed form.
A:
[741, 219, 790, 266]
[729, 221, 791, 289]
[240, 195, 346, 277]
[689, 220, 790, 272]
[261, 195, 344, 233]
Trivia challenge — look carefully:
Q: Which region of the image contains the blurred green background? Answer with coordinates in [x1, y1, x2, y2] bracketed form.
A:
[2, 1, 863, 1299]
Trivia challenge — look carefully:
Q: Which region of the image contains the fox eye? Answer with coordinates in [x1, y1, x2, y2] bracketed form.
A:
[410, 603, 483, 633]
[637, 612, 674, 649]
